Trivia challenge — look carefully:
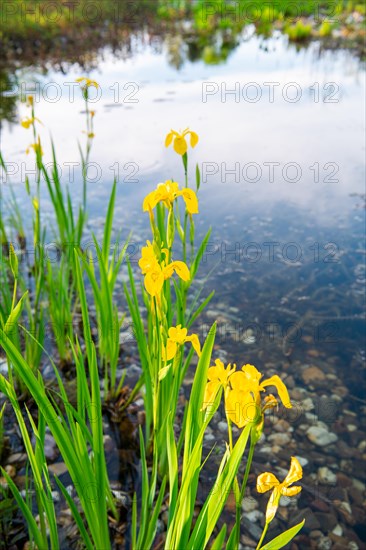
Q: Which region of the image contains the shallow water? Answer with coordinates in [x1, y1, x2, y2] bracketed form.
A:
[1, 26, 366, 548]
[2, 29, 364, 380]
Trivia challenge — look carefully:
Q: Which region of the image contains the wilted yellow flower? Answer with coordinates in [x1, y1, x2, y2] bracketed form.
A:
[163, 325, 201, 361]
[165, 128, 199, 155]
[143, 180, 198, 215]
[27, 95, 34, 107]
[257, 457, 303, 523]
[138, 241, 190, 297]
[225, 364, 292, 429]
[76, 77, 100, 89]
[202, 359, 236, 409]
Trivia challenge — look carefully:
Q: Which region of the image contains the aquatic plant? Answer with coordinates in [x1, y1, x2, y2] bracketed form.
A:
[0, 90, 305, 548]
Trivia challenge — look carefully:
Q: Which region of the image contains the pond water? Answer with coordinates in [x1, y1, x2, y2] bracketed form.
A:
[1, 25, 366, 547]
[2, 28, 365, 377]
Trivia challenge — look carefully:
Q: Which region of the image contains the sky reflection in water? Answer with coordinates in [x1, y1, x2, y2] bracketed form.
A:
[1, 31, 365, 394]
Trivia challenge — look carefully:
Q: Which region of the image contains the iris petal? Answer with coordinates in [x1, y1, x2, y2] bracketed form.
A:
[143, 190, 158, 212]
[261, 375, 292, 408]
[185, 334, 201, 356]
[165, 339, 178, 361]
[207, 360, 225, 381]
[265, 487, 281, 523]
[256, 472, 279, 493]
[241, 364, 262, 382]
[283, 456, 303, 486]
[144, 269, 164, 296]
[181, 188, 199, 214]
[173, 136, 187, 155]
[282, 486, 302, 497]
[165, 132, 174, 147]
[225, 389, 259, 428]
[203, 380, 220, 409]
[190, 131, 199, 147]
[170, 261, 190, 281]
[228, 371, 246, 390]
[168, 325, 187, 342]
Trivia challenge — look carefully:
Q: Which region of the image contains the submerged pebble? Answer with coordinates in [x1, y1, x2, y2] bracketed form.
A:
[307, 424, 338, 447]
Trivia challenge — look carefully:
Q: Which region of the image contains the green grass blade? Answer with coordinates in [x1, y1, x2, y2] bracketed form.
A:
[187, 423, 251, 550]
[1, 467, 46, 549]
[211, 524, 227, 550]
[102, 179, 117, 267]
[54, 477, 94, 550]
[260, 520, 305, 550]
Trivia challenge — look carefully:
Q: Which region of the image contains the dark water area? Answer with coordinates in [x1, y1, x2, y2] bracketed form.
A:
[1, 22, 366, 550]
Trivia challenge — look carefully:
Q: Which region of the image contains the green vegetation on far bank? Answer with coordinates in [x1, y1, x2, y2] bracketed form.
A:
[1, 0, 365, 50]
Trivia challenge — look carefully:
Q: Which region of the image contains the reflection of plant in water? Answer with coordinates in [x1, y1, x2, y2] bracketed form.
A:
[0, 0, 364, 123]
[0, 71, 17, 125]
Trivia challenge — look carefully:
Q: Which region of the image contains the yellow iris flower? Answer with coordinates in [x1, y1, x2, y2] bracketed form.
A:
[143, 180, 198, 215]
[202, 359, 236, 409]
[76, 77, 100, 89]
[165, 128, 199, 156]
[26, 139, 43, 157]
[138, 242, 190, 297]
[21, 117, 42, 129]
[163, 325, 201, 361]
[225, 364, 292, 429]
[138, 241, 160, 274]
[257, 456, 303, 523]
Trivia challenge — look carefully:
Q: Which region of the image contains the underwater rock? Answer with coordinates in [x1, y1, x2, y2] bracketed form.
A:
[218, 421, 228, 434]
[317, 466, 337, 485]
[307, 424, 338, 447]
[241, 496, 258, 513]
[268, 432, 291, 446]
[290, 507, 321, 532]
[301, 366, 326, 386]
[48, 462, 68, 476]
[317, 536, 333, 550]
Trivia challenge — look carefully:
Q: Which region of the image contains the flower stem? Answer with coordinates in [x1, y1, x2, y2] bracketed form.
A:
[235, 430, 257, 548]
[256, 522, 269, 550]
